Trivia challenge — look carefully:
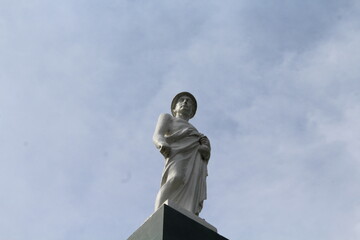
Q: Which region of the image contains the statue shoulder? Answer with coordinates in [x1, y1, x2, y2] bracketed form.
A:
[157, 113, 173, 125]
[159, 113, 172, 119]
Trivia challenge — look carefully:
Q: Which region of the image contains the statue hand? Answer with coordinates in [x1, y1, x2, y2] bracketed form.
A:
[159, 143, 171, 158]
[198, 145, 210, 161]
[199, 136, 210, 147]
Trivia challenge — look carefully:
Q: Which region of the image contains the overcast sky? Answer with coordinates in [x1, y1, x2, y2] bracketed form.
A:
[1, 1, 360, 240]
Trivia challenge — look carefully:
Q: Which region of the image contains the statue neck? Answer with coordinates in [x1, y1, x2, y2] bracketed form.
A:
[174, 113, 190, 122]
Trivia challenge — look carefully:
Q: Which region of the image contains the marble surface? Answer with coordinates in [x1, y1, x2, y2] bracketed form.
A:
[153, 92, 211, 216]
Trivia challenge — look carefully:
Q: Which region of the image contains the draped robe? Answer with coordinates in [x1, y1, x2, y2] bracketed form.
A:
[154, 114, 210, 215]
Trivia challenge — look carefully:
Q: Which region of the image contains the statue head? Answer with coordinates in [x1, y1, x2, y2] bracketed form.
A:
[171, 92, 197, 119]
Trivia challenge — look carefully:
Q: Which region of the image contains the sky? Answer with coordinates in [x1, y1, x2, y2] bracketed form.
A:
[1, 0, 360, 239]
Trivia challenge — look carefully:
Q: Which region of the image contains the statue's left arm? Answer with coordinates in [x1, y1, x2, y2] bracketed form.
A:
[198, 135, 211, 161]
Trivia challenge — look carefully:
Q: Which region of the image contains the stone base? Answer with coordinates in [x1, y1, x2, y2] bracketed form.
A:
[162, 200, 218, 232]
[127, 203, 228, 240]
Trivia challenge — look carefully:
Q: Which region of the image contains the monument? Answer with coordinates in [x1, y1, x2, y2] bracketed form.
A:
[153, 92, 211, 216]
[127, 92, 228, 240]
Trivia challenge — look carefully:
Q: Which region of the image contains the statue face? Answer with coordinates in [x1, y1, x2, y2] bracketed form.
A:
[173, 96, 194, 117]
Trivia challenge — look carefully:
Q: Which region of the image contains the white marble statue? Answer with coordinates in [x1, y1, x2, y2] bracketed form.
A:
[153, 92, 211, 216]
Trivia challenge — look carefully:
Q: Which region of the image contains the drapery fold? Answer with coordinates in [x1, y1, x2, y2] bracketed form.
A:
[155, 119, 208, 215]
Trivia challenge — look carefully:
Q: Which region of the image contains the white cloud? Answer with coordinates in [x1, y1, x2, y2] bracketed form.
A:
[1, 0, 360, 239]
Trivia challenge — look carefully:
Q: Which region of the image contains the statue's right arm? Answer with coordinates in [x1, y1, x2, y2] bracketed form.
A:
[153, 114, 172, 157]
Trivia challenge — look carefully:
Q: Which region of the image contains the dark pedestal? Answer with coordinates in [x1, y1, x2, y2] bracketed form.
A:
[128, 204, 228, 240]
